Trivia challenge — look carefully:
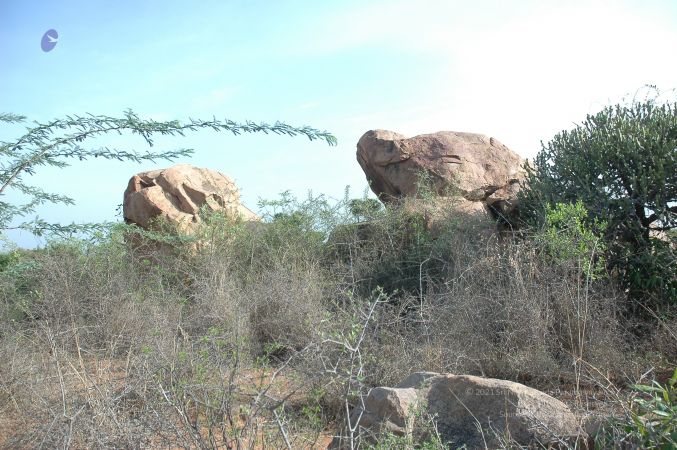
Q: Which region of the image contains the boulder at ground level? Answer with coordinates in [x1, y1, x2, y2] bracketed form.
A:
[332, 372, 582, 448]
[123, 164, 258, 234]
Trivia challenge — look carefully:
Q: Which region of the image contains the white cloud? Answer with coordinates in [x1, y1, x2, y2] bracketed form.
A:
[311, 0, 677, 158]
[284, 0, 536, 56]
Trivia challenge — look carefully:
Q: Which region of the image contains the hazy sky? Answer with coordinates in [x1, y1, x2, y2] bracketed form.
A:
[1, 0, 676, 247]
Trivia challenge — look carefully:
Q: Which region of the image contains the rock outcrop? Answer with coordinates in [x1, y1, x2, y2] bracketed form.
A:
[356, 130, 524, 225]
[123, 164, 258, 233]
[333, 372, 582, 448]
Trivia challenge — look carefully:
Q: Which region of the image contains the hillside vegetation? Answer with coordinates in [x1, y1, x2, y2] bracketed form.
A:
[0, 190, 674, 448]
[0, 95, 675, 448]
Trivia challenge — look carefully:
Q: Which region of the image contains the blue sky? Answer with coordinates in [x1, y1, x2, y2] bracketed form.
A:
[1, 0, 676, 247]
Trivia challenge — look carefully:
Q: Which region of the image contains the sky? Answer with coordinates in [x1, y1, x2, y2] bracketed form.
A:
[1, 0, 676, 248]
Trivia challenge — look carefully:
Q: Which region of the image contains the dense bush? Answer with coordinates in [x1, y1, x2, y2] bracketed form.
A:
[520, 93, 677, 312]
[536, 200, 608, 280]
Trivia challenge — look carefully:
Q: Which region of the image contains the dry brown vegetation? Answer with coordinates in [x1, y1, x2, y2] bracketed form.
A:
[0, 194, 674, 449]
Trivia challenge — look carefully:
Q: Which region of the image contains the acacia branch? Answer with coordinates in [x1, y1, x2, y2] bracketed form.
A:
[0, 110, 337, 235]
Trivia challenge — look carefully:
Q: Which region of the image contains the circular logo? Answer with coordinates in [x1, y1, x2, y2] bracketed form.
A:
[41, 29, 59, 52]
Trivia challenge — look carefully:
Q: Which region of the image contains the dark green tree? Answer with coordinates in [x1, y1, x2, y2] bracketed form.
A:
[0, 110, 336, 236]
[520, 94, 676, 310]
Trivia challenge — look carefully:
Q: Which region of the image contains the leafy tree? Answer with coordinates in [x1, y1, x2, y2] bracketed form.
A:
[0, 110, 336, 236]
[520, 93, 676, 310]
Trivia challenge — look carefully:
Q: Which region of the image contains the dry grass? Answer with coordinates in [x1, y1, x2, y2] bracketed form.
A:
[0, 199, 674, 448]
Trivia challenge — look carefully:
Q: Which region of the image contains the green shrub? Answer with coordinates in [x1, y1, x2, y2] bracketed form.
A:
[536, 200, 607, 280]
[596, 369, 677, 449]
[520, 91, 677, 311]
[0, 248, 40, 325]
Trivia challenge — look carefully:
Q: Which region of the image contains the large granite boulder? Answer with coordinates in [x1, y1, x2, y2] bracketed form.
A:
[332, 372, 583, 448]
[123, 164, 258, 234]
[356, 130, 524, 225]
